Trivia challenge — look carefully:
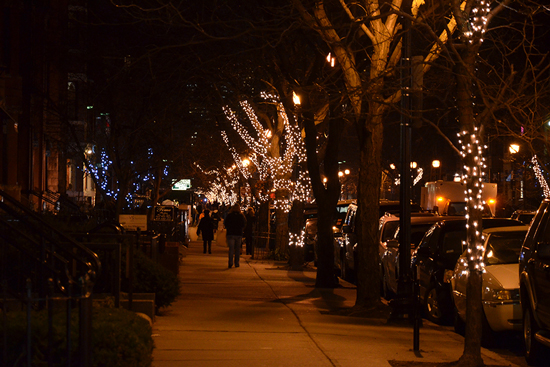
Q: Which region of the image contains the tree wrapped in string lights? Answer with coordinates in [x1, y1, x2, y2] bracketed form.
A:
[451, 1, 511, 365]
[222, 91, 312, 255]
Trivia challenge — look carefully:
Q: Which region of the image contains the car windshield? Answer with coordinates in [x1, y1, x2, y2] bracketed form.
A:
[485, 231, 526, 265]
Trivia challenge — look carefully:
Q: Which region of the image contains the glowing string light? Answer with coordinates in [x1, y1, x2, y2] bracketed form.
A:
[531, 155, 550, 198]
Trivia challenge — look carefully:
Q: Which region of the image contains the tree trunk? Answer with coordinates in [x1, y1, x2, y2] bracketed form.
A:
[257, 201, 270, 249]
[455, 46, 484, 365]
[275, 188, 290, 255]
[315, 196, 338, 287]
[289, 199, 305, 270]
[458, 269, 484, 366]
[355, 116, 384, 308]
[301, 96, 343, 288]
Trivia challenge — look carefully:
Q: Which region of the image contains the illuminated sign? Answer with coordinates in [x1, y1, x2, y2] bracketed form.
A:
[173, 179, 191, 191]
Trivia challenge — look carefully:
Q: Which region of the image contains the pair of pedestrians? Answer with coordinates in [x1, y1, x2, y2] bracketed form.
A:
[197, 204, 251, 268]
[196, 209, 215, 254]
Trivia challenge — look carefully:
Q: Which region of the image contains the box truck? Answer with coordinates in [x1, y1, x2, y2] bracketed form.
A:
[420, 180, 497, 216]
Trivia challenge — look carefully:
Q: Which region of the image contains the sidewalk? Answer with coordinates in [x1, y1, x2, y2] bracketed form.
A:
[151, 232, 519, 367]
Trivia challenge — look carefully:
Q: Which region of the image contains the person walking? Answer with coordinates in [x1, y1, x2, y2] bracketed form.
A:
[244, 207, 256, 256]
[197, 209, 215, 254]
[224, 204, 246, 268]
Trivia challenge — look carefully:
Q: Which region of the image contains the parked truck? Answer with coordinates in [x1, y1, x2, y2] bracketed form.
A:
[420, 180, 497, 216]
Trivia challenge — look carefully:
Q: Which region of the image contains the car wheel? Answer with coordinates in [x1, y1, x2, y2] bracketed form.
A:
[424, 284, 444, 324]
[524, 305, 544, 366]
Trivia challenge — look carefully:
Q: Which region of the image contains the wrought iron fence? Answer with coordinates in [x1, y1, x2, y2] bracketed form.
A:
[0, 189, 100, 367]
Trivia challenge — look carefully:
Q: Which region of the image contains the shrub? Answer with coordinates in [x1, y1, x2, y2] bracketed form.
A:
[92, 307, 154, 367]
[129, 249, 181, 311]
[0, 307, 154, 367]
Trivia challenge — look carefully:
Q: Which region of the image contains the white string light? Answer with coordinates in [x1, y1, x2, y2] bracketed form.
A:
[221, 91, 312, 212]
[458, 125, 487, 272]
[464, 1, 492, 44]
[531, 155, 550, 198]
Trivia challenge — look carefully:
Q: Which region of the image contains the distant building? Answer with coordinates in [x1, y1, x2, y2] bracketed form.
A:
[0, 1, 95, 208]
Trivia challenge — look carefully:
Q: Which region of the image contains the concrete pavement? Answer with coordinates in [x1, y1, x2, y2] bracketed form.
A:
[151, 228, 520, 367]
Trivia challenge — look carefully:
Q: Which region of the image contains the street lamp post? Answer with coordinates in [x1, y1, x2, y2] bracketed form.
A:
[393, 0, 413, 326]
[509, 144, 520, 207]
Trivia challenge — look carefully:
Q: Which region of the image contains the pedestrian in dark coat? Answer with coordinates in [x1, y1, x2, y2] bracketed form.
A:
[224, 205, 246, 268]
[197, 209, 215, 254]
[244, 207, 256, 256]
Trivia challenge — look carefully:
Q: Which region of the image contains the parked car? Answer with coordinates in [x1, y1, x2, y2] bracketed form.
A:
[452, 225, 528, 344]
[378, 200, 424, 217]
[335, 201, 424, 283]
[510, 210, 536, 225]
[304, 200, 353, 265]
[519, 200, 550, 365]
[412, 217, 523, 324]
[380, 215, 445, 299]
[441, 201, 494, 217]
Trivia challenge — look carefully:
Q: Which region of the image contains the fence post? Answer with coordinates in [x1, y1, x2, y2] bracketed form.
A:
[79, 278, 92, 367]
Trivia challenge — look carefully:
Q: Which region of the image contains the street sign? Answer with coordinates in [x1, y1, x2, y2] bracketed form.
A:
[173, 179, 191, 190]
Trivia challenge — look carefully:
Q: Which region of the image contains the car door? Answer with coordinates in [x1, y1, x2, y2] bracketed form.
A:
[531, 211, 550, 328]
[439, 229, 467, 273]
[344, 206, 358, 271]
[414, 224, 440, 298]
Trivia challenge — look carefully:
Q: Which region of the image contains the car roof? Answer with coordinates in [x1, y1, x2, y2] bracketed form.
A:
[410, 215, 449, 224]
[337, 200, 355, 206]
[438, 217, 523, 229]
[512, 210, 536, 214]
[483, 225, 529, 234]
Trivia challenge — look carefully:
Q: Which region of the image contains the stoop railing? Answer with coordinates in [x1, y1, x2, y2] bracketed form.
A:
[0, 189, 101, 367]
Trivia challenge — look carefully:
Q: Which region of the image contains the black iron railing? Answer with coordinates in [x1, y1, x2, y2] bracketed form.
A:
[0, 189, 101, 367]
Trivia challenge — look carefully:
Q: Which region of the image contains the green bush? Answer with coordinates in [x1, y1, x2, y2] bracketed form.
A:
[0, 307, 154, 367]
[92, 307, 154, 367]
[130, 249, 181, 311]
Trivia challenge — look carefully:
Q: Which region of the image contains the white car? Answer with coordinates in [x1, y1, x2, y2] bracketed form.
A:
[451, 225, 528, 337]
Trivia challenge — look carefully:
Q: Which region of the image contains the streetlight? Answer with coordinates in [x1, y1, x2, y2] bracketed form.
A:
[293, 91, 301, 105]
[509, 144, 520, 155]
[509, 143, 521, 207]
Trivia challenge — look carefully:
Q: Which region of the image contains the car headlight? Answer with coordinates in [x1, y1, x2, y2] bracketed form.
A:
[489, 288, 519, 301]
